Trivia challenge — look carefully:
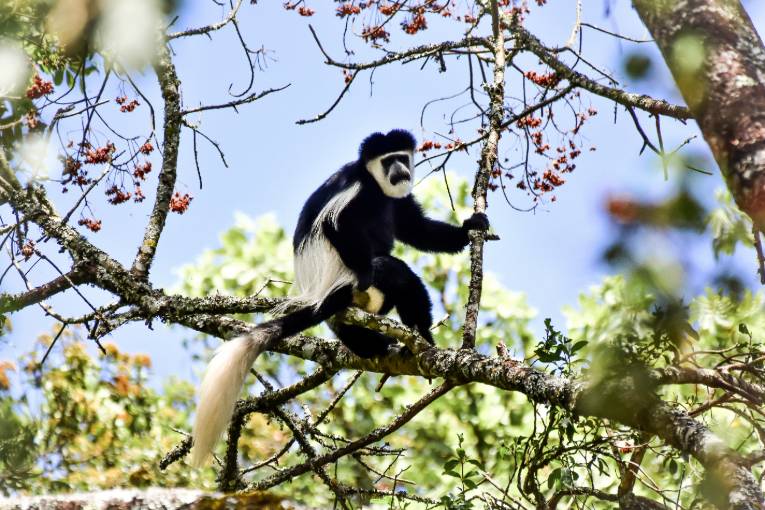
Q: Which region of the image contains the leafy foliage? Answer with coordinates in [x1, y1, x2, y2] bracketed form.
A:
[0, 327, 213, 494]
[3, 166, 765, 507]
[708, 188, 754, 258]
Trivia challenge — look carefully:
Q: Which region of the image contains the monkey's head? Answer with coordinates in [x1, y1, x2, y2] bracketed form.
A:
[360, 129, 416, 198]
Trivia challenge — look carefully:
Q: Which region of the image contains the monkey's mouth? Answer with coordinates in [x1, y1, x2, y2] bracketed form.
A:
[389, 171, 411, 185]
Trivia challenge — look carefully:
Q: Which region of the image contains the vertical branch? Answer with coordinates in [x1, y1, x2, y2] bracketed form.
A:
[462, 0, 506, 349]
[130, 39, 182, 280]
[219, 407, 246, 491]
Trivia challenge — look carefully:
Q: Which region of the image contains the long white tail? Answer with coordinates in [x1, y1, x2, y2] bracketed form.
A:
[190, 331, 269, 467]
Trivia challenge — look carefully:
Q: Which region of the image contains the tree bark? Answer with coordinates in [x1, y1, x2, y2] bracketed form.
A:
[633, 0, 765, 231]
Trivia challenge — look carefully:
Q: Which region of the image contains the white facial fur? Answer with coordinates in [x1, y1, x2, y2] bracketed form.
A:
[366, 151, 414, 198]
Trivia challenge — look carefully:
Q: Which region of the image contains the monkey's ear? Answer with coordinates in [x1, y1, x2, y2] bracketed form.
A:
[359, 132, 387, 162]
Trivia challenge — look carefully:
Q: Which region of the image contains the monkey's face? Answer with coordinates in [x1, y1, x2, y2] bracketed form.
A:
[366, 151, 414, 198]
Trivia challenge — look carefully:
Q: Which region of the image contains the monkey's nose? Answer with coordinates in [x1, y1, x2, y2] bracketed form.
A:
[389, 162, 411, 185]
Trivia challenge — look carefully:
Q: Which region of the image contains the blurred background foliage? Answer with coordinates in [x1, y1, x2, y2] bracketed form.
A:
[0, 0, 175, 152]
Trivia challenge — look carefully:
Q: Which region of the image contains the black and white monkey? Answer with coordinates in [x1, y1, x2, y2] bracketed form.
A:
[190, 129, 489, 466]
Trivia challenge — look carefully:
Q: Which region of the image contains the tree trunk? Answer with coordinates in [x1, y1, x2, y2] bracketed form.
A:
[633, 0, 765, 231]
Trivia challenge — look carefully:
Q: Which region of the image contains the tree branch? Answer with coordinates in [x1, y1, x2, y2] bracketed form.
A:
[180, 85, 290, 116]
[308, 24, 488, 70]
[462, 0, 506, 349]
[510, 22, 692, 120]
[167, 0, 244, 40]
[247, 381, 454, 491]
[130, 41, 182, 280]
[0, 266, 89, 313]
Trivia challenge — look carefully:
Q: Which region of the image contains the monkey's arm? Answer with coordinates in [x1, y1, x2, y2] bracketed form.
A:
[322, 219, 374, 290]
[394, 195, 489, 253]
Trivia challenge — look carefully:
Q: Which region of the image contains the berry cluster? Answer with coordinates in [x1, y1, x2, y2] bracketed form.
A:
[418, 140, 443, 152]
[105, 185, 132, 205]
[134, 185, 146, 203]
[84, 143, 116, 165]
[116, 96, 140, 112]
[336, 3, 361, 16]
[133, 161, 152, 180]
[524, 71, 560, 88]
[362, 25, 390, 43]
[26, 75, 54, 99]
[78, 218, 102, 232]
[283, 2, 314, 15]
[21, 240, 35, 260]
[401, 12, 427, 34]
[169, 192, 193, 214]
[379, 3, 399, 15]
[516, 115, 542, 129]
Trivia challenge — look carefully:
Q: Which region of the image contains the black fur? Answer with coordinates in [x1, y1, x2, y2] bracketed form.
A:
[287, 130, 489, 358]
[359, 129, 417, 163]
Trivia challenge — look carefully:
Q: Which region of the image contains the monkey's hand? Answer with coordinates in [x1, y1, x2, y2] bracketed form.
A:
[462, 212, 490, 232]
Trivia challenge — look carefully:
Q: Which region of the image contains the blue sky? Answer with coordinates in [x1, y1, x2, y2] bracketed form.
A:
[3, 0, 765, 384]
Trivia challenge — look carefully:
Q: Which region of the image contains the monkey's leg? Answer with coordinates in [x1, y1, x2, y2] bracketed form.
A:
[332, 323, 397, 358]
[272, 285, 354, 337]
[371, 255, 434, 344]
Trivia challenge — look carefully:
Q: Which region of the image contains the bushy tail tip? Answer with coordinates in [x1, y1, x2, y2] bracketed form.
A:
[190, 332, 268, 467]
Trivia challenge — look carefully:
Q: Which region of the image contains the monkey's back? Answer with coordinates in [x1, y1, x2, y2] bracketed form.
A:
[292, 162, 361, 252]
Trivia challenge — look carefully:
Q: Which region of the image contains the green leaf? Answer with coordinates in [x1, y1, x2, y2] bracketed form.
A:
[707, 189, 753, 258]
[443, 459, 460, 472]
[547, 467, 561, 489]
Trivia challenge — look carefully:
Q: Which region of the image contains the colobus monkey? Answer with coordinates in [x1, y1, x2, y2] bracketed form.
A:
[191, 129, 489, 466]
